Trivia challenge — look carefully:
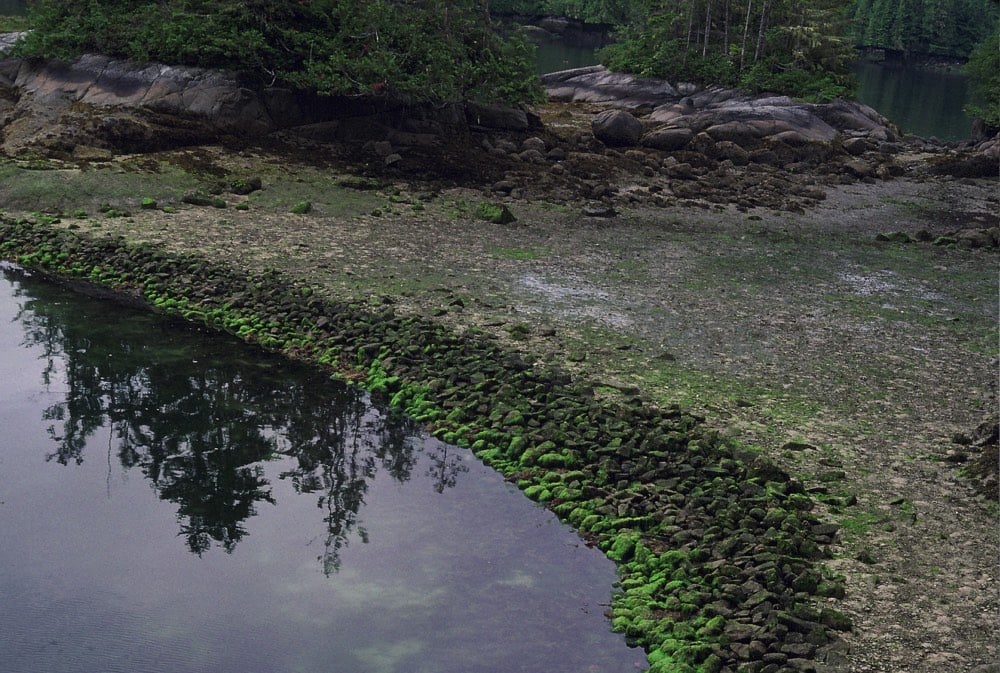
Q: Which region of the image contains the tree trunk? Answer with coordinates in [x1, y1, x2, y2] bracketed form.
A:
[703, 0, 712, 57]
[723, 0, 730, 56]
[686, 0, 695, 53]
[740, 0, 753, 72]
[754, 0, 770, 63]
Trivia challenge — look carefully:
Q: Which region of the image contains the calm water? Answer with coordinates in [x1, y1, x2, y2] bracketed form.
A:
[533, 39, 602, 75]
[0, 0, 26, 15]
[852, 61, 973, 141]
[0, 262, 645, 673]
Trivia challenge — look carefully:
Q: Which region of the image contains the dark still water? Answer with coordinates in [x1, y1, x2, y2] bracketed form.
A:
[533, 39, 602, 75]
[0, 0, 27, 15]
[0, 262, 645, 673]
[851, 61, 972, 141]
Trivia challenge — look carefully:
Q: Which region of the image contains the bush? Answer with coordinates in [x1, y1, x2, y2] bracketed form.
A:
[739, 63, 854, 102]
[965, 32, 1000, 130]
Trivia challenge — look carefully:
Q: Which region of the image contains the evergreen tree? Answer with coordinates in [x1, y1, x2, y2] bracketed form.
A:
[600, 0, 857, 100]
[848, 0, 997, 58]
[964, 30, 1000, 128]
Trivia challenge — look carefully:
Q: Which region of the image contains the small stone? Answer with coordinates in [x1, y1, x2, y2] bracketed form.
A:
[476, 202, 516, 224]
[843, 159, 874, 178]
[72, 145, 113, 161]
[843, 137, 869, 155]
[229, 176, 262, 194]
[875, 231, 913, 243]
[582, 206, 616, 218]
[521, 136, 546, 152]
[370, 140, 393, 157]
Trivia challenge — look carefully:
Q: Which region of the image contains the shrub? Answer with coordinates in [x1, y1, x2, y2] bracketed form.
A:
[965, 32, 1000, 130]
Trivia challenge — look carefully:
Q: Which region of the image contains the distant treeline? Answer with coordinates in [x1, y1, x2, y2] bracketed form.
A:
[492, 0, 999, 59]
[847, 0, 998, 59]
[491, 0, 998, 110]
[493, 1, 859, 101]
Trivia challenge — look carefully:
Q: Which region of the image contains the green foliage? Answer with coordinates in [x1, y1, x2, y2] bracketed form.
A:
[600, 1, 856, 101]
[16, 0, 542, 104]
[490, 0, 638, 24]
[475, 201, 516, 224]
[848, 0, 999, 58]
[739, 61, 854, 102]
[0, 13, 31, 32]
[289, 201, 312, 215]
[964, 31, 1000, 128]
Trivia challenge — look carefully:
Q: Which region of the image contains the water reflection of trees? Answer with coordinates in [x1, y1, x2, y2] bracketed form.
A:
[7, 267, 454, 571]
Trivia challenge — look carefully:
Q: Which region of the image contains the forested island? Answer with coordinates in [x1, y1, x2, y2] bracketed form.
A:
[493, 0, 998, 122]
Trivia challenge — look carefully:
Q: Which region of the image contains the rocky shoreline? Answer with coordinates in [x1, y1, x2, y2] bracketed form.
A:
[1, 43, 997, 208]
[1, 41, 997, 673]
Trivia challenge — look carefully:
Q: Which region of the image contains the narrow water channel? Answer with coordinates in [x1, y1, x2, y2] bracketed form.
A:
[0, 262, 646, 673]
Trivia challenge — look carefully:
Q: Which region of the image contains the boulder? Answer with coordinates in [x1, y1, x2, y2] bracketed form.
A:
[843, 137, 870, 156]
[843, 158, 874, 179]
[0, 32, 26, 56]
[465, 101, 534, 131]
[592, 109, 642, 147]
[714, 140, 750, 165]
[542, 65, 677, 107]
[807, 99, 897, 138]
[641, 127, 693, 151]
